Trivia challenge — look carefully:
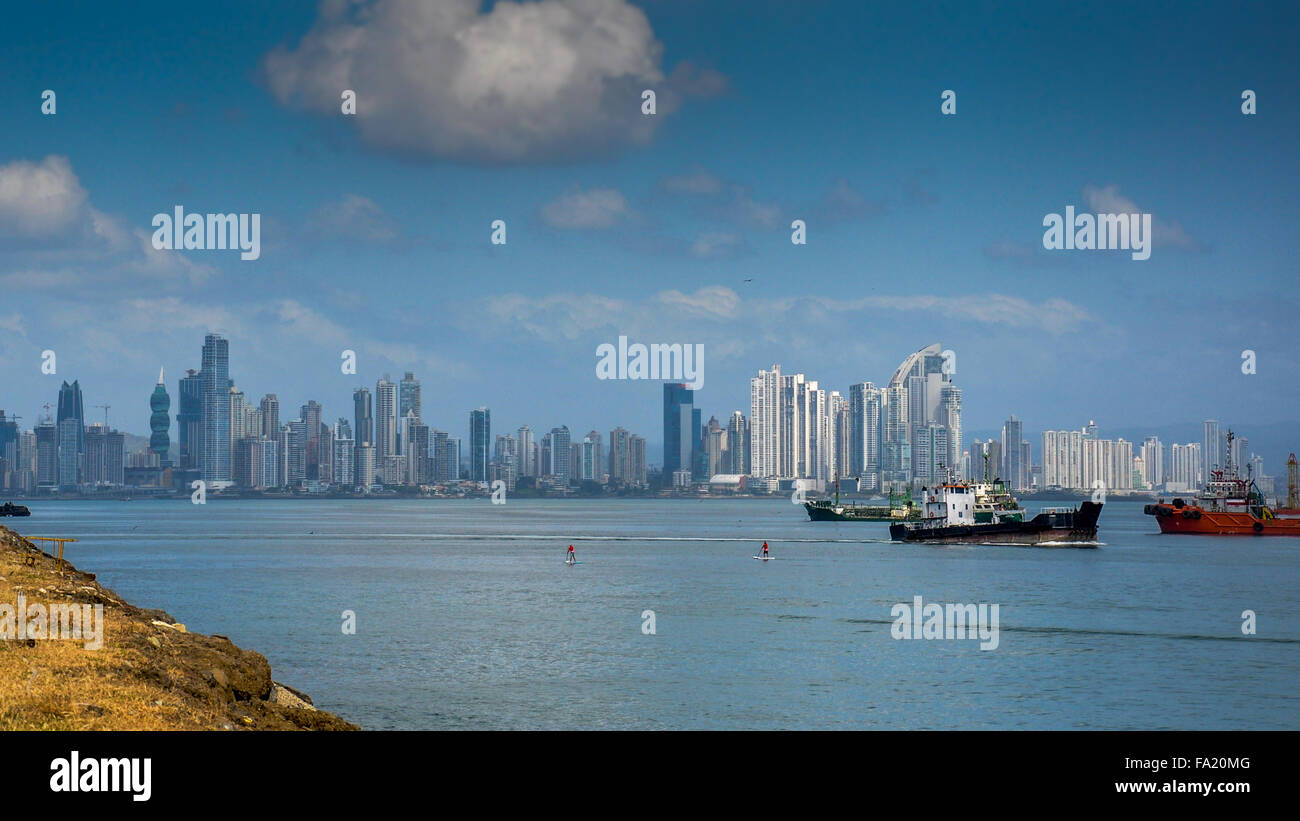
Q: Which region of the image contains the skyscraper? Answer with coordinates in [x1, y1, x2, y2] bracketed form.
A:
[848, 382, 881, 485]
[149, 368, 171, 466]
[549, 426, 571, 482]
[259, 394, 280, 440]
[56, 380, 85, 478]
[375, 377, 397, 460]
[608, 427, 631, 484]
[517, 425, 535, 477]
[470, 407, 490, 483]
[1203, 420, 1221, 481]
[177, 369, 203, 470]
[353, 388, 373, 447]
[938, 385, 962, 480]
[1002, 415, 1024, 490]
[726, 411, 749, 475]
[399, 372, 421, 421]
[200, 334, 231, 484]
[663, 383, 698, 481]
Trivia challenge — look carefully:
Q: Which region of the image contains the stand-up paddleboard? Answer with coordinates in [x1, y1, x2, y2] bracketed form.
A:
[566, 558, 581, 565]
[751, 555, 775, 561]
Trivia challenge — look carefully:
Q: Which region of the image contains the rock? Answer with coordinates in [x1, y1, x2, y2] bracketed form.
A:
[208, 668, 229, 689]
[147, 636, 161, 649]
[270, 683, 317, 711]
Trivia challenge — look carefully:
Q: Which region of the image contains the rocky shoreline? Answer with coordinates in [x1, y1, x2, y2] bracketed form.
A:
[0, 525, 357, 730]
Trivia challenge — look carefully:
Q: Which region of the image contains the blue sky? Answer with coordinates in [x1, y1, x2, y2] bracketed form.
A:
[1, 0, 1297, 467]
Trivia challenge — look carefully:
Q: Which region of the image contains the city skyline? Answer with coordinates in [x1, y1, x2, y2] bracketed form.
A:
[0, 331, 1287, 497]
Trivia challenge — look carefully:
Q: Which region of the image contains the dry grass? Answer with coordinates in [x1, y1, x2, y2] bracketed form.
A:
[0, 526, 357, 731]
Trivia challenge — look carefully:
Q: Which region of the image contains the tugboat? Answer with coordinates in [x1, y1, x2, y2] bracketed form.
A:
[889, 471, 1102, 546]
[1, 501, 31, 517]
[1144, 432, 1300, 535]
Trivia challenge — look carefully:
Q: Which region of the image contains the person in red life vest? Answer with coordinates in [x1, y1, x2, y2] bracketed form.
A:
[761, 541, 769, 557]
[568, 544, 576, 562]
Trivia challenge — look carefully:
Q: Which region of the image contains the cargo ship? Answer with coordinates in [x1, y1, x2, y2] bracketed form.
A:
[1144, 435, 1300, 535]
[804, 482, 920, 522]
[889, 481, 1102, 546]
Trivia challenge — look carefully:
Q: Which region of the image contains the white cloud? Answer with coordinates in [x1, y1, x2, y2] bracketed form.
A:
[0, 313, 25, 335]
[0, 155, 87, 238]
[305, 194, 398, 242]
[540, 187, 628, 229]
[690, 231, 742, 259]
[263, 0, 720, 163]
[1083, 184, 1202, 250]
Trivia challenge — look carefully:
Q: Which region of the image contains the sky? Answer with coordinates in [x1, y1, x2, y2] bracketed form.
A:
[1, 0, 1298, 468]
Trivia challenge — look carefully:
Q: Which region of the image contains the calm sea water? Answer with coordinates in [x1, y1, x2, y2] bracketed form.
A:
[11, 497, 1299, 730]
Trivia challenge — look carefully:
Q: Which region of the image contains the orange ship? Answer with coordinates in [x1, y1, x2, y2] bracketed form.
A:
[1145, 435, 1300, 535]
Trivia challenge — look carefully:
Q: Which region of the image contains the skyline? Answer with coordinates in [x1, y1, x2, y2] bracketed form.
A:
[2, 0, 1298, 474]
[0, 330, 1288, 497]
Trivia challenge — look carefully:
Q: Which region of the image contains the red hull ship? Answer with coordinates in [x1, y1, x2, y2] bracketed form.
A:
[1144, 433, 1300, 535]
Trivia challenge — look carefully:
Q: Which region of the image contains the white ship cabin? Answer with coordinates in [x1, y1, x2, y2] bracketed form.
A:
[922, 483, 976, 525]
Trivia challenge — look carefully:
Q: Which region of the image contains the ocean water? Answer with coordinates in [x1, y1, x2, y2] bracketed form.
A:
[10, 497, 1299, 730]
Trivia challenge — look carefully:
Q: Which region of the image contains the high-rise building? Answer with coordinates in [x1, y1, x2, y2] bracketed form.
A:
[354, 443, 375, 488]
[1203, 420, 1221, 482]
[549, 426, 571, 482]
[1230, 434, 1249, 476]
[352, 388, 372, 447]
[938, 385, 962, 480]
[749, 365, 783, 478]
[375, 377, 397, 460]
[35, 415, 58, 488]
[630, 435, 647, 485]
[200, 334, 231, 484]
[663, 384, 698, 480]
[177, 370, 203, 470]
[517, 425, 535, 477]
[702, 416, 726, 479]
[848, 382, 881, 484]
[1001, 415, 1024, 490]
[399, 373, 421, 422]
[84, 424, 124, 486]
[57, 417, 80, 490]
[470, 407, 491, 483]
[301, 401, 322, 479]
[608, 427, 632, 484]
[581, 431, 604, 483]
[333, 426, 355, 488]
[828, 391, 850, 482]
[149, 368, 171, 466]
[1141, 436, 1163, 489]
[913, 424, 950, 485]
[56, 379, 85, 459]
[259, 394, 280, 440]
[726, 411, 749, 475]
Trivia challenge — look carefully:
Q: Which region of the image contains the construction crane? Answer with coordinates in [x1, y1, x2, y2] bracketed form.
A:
[93, 404, 111, 430]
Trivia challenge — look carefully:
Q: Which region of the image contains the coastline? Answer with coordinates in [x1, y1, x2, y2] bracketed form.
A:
[0, 525, 357, 731]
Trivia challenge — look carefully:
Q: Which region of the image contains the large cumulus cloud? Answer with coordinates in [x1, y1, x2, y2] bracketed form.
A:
[264, 0, 724, 163]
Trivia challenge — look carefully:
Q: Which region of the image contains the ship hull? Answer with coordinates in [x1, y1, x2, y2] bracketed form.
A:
[890, 502, 1102, 546]
[1144, 503, 1300, 535]
[804, 501, 902, 522]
